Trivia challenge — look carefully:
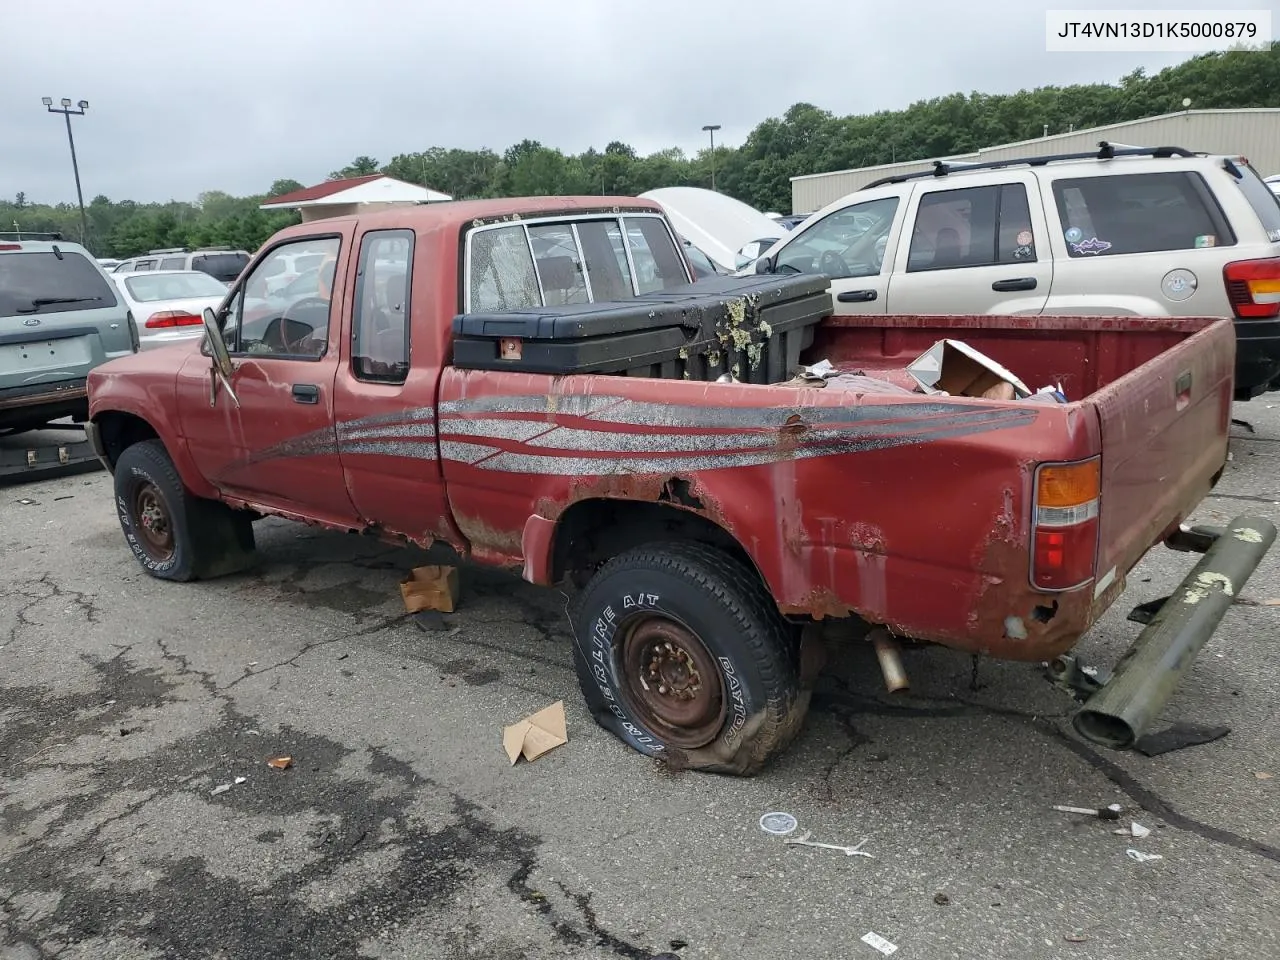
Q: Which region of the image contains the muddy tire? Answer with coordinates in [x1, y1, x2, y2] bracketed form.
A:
[570, 541, 807, 776]
[113, 439, 256, 582]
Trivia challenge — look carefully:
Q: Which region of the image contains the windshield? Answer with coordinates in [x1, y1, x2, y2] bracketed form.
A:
[124, 272, 229, 302]
[191, 252, 250, 283]
[0, 250, 118, 318]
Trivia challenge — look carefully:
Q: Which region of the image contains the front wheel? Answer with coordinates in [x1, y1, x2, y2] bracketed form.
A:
[570, 541, 806, 776]
[113, 439, 256, 581]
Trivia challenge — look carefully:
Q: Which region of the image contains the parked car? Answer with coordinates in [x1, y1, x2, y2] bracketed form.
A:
[640, 187, 781, 274]
[681, 238, 723, 278]
[0, 232, 137, 433]
[748, 143, 1280, 401]
[112, 247, 251, 286]
[774, 214, 810, 231]
[111, 270, 230, 351]
[84, 195, 1264, 775]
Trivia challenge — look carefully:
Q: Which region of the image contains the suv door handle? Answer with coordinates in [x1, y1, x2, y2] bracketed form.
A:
[292, 383, 320, 404]
[837, 289, 878, 303]
[992, 277, 1037, 292]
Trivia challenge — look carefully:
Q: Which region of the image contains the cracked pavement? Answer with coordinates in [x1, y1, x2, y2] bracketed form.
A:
[2, 403, 1279, 960]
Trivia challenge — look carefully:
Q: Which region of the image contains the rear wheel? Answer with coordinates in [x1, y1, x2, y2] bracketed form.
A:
[570, 541, 807, 776]
[113, 439, 256, 581]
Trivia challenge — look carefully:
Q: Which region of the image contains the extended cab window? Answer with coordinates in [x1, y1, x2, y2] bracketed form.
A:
[0, 250, 118, 318]
[907, 184, 1035, 271]
[1051, 171, 1235, 257]
[352, 229, 412, 383]
[465, 214, 687, 311]
[774, 197, 899, 279]
[228, 236, 340, 358]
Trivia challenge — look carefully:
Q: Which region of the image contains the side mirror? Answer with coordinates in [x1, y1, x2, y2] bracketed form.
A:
[202, 307, 234, 378]
[754, 254, 774, 275]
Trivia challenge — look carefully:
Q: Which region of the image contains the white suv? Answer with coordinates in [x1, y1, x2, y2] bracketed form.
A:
[113, 247, 251, 285]
[752, 143, 1280, 400]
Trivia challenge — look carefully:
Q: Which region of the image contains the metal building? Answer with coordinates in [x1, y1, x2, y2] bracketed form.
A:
[790, 108, 1280, 214]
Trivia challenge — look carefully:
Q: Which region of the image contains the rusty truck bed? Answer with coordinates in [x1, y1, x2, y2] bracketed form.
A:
[438, 313, 1236, 661]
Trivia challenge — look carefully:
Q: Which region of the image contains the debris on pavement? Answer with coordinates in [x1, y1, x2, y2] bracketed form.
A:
[412, 609, 449, 632]
[234, 776, 247, 785]
[861, 931, 898, 956]
[759, 812, 798, 835]
[1114, 821, 1151, 838]
[502, 701, 568, 765]
[1065, 933, 1090, 943]
[933, 893, 950, 906]
[401, 564, 460, 613]
[210, 783, 233, 796]
[783, 830, 874, 858]
[267, 756, 293, 770]
[1126, 849, 1164, 863]
[1133, 722, 1231, 757]
[1257, 772, 1274, 780]
[1052, 803, 1122, 820]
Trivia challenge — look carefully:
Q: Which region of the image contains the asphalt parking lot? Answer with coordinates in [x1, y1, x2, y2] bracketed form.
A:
[3, 404, 1279, 960]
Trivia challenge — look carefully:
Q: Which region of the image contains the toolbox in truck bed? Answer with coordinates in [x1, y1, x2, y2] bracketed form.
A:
[450, 274, 832, 382]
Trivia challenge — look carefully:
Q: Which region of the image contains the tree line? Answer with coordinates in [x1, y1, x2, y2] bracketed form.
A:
[4, 43, 1275, 260]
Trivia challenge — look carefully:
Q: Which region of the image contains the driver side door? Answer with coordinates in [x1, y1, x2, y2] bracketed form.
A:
[771, 195, 904, 315]
[179, 230, 359, 527]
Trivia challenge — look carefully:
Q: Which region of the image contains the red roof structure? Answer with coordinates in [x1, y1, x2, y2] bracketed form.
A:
[263, 174, 384, 207]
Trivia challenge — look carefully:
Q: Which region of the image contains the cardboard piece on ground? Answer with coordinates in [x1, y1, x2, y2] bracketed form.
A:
[502, 701, 568, 765]
[907, 339, 1031, 399]
[400, 565, 460, 613]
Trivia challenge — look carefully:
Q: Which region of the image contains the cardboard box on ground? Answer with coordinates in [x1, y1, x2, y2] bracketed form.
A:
[401, 565, 460, 613]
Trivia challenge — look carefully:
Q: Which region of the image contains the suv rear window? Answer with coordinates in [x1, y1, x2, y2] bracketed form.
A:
[0, 251, 118, 318]
[1235, 164, 1280, 242]
[191, 252, 250, 283]
[1051, 171, 1235, 257]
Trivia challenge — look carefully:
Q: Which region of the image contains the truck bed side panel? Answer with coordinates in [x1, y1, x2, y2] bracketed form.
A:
[1090, 319, 1236, 588]
[436, 368, 1098, 658]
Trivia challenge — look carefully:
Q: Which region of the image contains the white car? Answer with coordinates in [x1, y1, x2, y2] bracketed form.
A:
[112, 269, 229, 350]
[639, 187, 783, 274]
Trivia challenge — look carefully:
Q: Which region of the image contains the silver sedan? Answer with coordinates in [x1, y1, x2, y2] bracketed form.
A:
[111, 270, 229, 351]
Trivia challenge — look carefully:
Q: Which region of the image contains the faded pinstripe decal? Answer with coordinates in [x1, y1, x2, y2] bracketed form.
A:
[244, 392, 1040, 470]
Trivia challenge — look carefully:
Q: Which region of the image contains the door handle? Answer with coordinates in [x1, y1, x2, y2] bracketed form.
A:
[837, 289, 878, 303]
[292, 383, 320, 404]
[992, 277, 1038, 292]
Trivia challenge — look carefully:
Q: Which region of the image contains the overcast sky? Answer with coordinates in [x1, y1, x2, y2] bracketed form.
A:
[3, 0, 1272, 205]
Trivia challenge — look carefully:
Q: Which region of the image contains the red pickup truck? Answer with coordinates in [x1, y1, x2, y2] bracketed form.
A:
[86, 196, 1274, 774]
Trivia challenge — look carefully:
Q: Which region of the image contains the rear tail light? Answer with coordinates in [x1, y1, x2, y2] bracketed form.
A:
[0, 243, 21, 251]
[1224, 257, 1280, 318]
[144, 310, 204, 329]
[1031, 457, 1100, 591]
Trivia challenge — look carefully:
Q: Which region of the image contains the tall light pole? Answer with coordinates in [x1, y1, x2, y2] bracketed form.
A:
[42, 97, 90, 245]
[702, 124, 721, 191]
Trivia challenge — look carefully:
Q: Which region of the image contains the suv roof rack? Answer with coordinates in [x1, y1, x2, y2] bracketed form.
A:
[862, 142, 1200, 189]
[193, 246, 235, 252]
[148, 247, 188, 255]
[0, 231, 64, 241]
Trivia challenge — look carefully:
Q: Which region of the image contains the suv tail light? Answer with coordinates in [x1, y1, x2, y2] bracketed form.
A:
[1223, 257, 1280, 318]
[0, 243, 21, 251]
[144, 310, 203, 329]
[1031, 458, 1100, 591]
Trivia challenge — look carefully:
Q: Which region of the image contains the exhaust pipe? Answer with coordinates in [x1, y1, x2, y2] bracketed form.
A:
[870, 627, 909, 693]
[1073, 515, 1276, 749]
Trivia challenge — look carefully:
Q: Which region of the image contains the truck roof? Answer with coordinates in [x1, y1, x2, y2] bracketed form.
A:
[271, 195, 667, 241]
